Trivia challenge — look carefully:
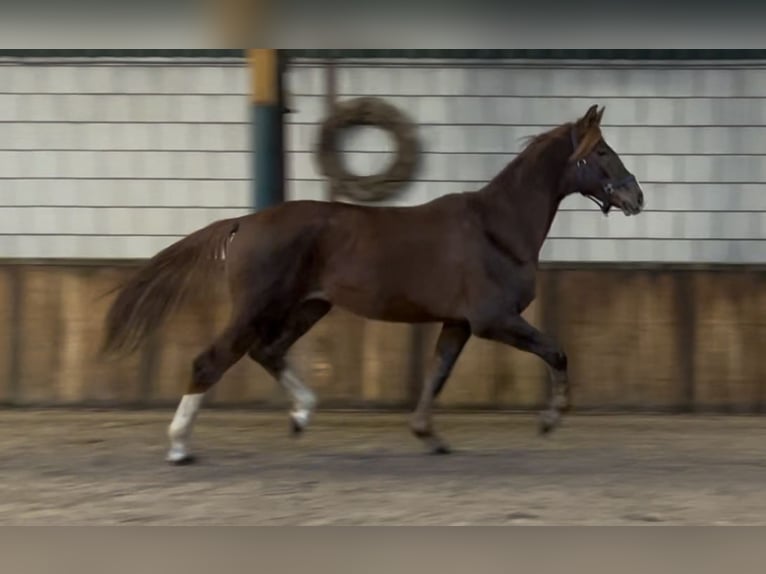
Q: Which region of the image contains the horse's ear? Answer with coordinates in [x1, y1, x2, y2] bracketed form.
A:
[579, 104, 600, 128]
[596, 106, 605, 124]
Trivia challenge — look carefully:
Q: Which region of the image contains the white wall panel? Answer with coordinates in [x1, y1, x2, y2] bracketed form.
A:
[0, 59, 249, 258]
[285, 59, 766, 263]
[1, 57, 765, 262]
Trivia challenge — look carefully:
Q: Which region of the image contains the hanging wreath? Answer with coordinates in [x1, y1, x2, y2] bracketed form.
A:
[315, 96, 420, 202]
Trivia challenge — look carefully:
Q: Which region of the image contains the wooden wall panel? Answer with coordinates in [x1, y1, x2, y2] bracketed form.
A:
[692, 271, 766, 412]
[1, 263, 764, 412]
[0, 268, 16, 403]
[551, 270, 686, 410]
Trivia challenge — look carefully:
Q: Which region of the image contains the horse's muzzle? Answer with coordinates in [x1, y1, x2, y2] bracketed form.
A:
[611, 183, 645, 216]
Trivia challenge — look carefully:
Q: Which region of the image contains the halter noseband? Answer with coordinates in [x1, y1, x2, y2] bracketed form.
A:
[570, 128, 636, 214]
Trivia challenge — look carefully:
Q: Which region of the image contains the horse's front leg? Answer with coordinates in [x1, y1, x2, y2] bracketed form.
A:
[410, 321, 471, 454]
[474, 314, 570, 434]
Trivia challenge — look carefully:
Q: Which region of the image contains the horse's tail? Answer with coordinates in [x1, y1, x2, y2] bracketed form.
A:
[100, 217, 241, 357]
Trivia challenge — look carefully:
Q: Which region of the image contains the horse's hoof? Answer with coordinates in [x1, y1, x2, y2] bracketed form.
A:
[421, 433, 451, 455]
[167, 453, 197, 466]
[290, 418, 305, 437]
[538, 411, 561, 436]
[290, 409, 311, 437]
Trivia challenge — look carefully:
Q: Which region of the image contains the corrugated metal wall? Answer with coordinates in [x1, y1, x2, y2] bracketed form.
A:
[0, 56, 251, 258]
[1, 54, 765, 263]
[288, 57, 766, 263]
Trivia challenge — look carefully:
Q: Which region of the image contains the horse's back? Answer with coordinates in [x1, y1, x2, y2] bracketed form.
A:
[225, 195, 481, 322]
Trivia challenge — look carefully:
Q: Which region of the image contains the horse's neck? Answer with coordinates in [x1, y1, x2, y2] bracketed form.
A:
[476, 150, 569, 263]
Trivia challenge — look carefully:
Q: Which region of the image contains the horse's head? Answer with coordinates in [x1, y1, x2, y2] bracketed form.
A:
[565, 105, 645, 216]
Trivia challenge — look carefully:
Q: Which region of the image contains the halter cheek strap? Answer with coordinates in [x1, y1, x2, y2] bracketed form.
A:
[570, 129, 637, 214]
[574, 157, 611, 214]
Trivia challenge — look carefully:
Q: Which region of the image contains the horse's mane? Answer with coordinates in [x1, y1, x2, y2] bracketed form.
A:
[517, 121, 602, 163]
[482, 117, 603, 194]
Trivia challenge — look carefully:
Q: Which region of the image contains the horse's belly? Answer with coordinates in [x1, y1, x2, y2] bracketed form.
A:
[325, 277, 460, 324]
[320, 230, 464, 322]
[339, 298, 439, 323]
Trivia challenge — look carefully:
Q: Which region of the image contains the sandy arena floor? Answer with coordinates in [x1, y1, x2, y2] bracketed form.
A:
[0, 410, 765, 525]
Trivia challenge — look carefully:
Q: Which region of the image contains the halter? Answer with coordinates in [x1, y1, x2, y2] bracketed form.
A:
[570, 128, 637, 214]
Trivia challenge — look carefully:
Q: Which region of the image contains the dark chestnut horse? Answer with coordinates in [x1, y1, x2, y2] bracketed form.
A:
[102, 105, 644, 464]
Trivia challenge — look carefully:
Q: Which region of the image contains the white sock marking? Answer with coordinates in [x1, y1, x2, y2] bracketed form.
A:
[167, 393, 204, 462]
[279, 367, 316, 428]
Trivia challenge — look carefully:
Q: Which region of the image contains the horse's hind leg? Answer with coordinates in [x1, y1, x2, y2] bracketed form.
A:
[248, 299, 332, 435]
[410, 321, 471, 454]
[166, 317, 257, 465]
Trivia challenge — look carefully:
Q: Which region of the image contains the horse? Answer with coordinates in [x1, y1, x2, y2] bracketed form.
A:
[101, 104, 645, 464]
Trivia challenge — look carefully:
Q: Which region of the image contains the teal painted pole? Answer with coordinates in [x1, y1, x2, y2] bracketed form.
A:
[249, 49, 285, 211]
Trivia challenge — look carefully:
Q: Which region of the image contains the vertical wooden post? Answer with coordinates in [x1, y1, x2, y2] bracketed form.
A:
[7, 266, 22, 405]
[675, 271, 697, 412]
[323, 57, 338, 202]
[249, 48, 285, 210]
